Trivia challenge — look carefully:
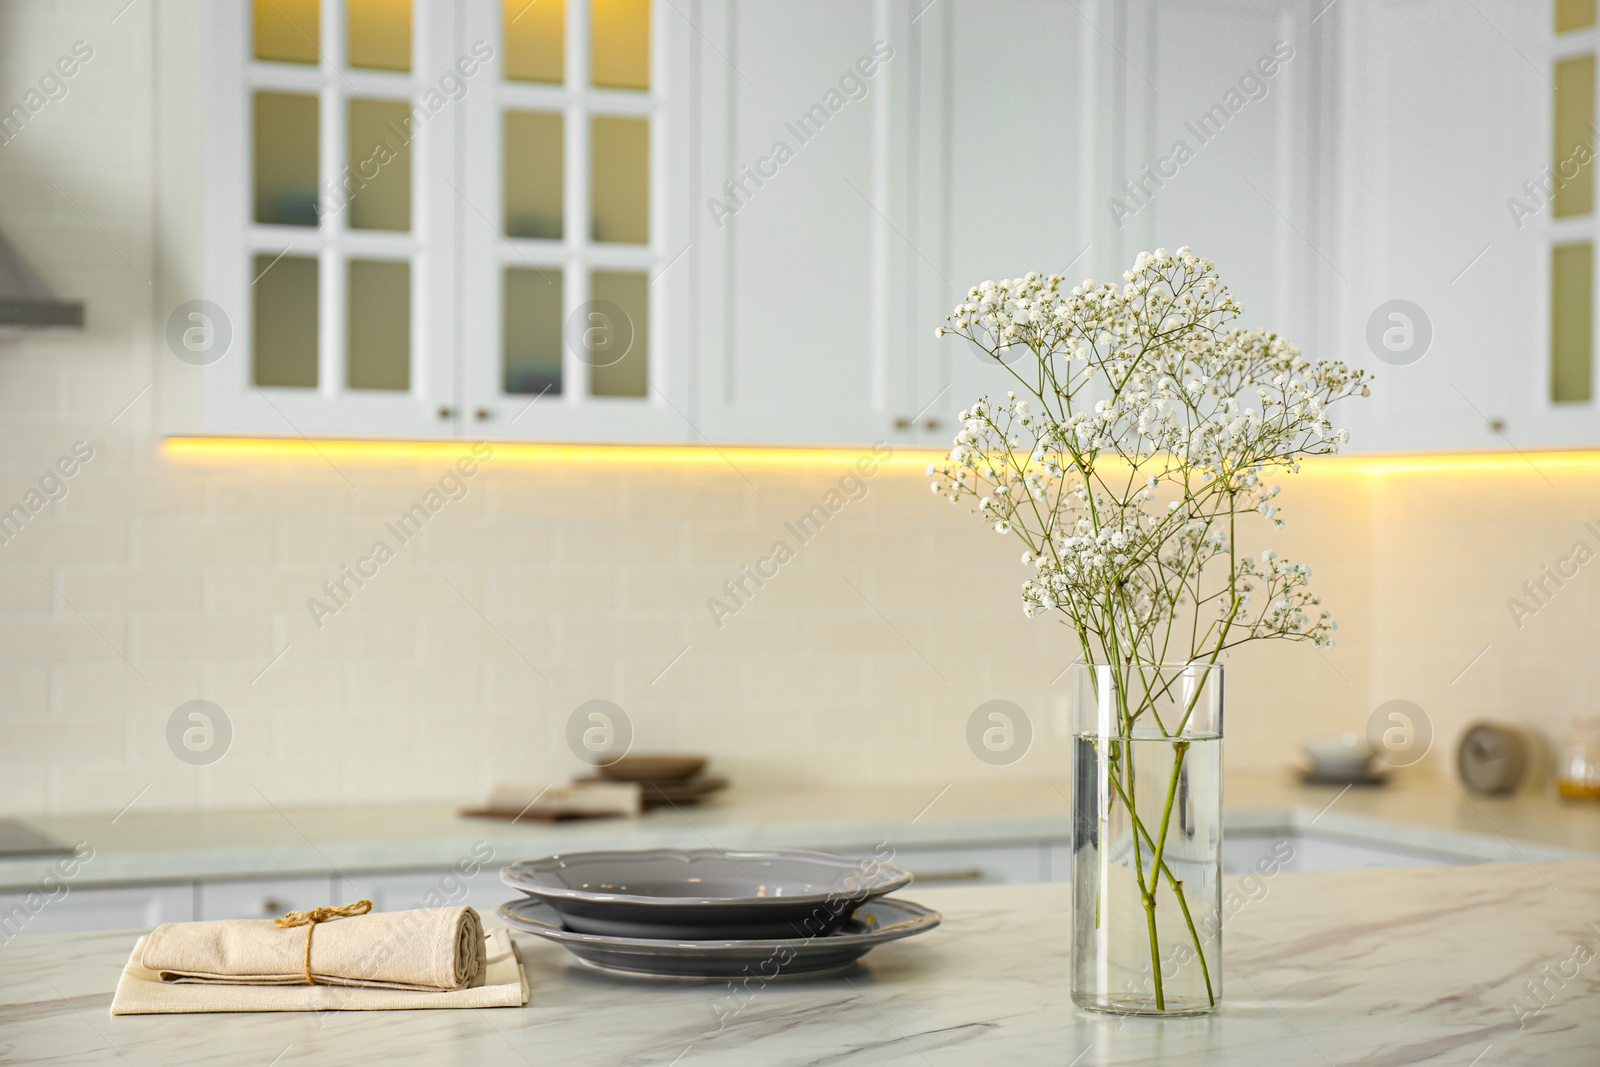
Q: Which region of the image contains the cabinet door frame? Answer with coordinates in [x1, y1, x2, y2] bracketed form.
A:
[203, 0, 461, 439]
[0, 883, 195, 936]
[692, 0, 913, 447]
[455, 0, 694, 443]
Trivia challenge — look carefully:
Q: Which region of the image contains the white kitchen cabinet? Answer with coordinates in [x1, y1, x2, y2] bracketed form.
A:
[1044, 842, 1073, 884]
[0, 883, 194, 937]
[1222, 829, 1479, 873]
[187, 0, 1598, 450]
[334, 867, 507, 917]
[454, 1, 696, 444]
[900, 0, 1102, 449]
[1327, 0, 1576, 453]
[693, 0, 1351, 452]
[859, 842, 1054, 886]
[1131, 2, 1316, 352]
[196, 876, 338, 921]
[199, 0, 695, 444]
[692, 0, 913, 446]
[201, 1, 464, 441]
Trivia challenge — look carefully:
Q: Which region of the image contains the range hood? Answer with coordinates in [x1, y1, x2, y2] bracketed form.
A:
[0, 228, 83, 329]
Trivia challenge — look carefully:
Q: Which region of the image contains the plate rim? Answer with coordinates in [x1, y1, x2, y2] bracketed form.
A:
[497, 894, 941, 953]
[500, 847, 913, 908]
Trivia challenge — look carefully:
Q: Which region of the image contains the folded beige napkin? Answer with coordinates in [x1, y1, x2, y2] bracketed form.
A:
[110, 925, 527, 1015]
[481, 780, 642, 818]
[140, 904, 485, 990]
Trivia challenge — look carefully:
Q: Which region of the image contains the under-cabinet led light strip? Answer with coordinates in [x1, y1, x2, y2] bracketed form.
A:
[158, 437, 1600, 476]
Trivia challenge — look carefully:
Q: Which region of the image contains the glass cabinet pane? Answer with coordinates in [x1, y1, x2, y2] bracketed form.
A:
[1553, 242, 1594, 403]
[1557, 0, 1597, 33]
[346, 99, 412, 231]
[254, 254, 320, 387]
[254, 0, 320, 64]
[504, 0, 565, 84]
[504, 111, 564, 239]
[254, 91, 320, 227]
[348, 0, 412, 72]
[504, 267, 564, 394]
[1554, 55, 1595, 218]
[591, 116, 648, 243]
[587, 271, 647, 397]
[347, 260, 411, 391]
[592, 0, 649, 90]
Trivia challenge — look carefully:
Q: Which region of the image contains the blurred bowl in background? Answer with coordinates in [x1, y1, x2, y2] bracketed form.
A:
[598, 754, 708, 783]
[1303, 733, 1374, 780]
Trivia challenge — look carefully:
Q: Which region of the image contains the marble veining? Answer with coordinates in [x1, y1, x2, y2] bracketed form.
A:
[2, 860, 1597, 1065]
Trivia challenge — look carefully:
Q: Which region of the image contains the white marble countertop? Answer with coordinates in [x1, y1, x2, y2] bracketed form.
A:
[3, 859, 1597, 1065]
[4, 772, 1598, 889]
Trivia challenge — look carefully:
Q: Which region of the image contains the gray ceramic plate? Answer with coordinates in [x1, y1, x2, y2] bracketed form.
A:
[498, 895, 940, 978]
[500, 848, 913, 940]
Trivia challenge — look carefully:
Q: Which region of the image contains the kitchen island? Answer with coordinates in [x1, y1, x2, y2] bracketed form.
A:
[3, 858, 1596, 1065]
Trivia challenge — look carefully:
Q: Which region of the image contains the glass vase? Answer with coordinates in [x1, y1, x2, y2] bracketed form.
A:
[1071, 662, 1223, 1016]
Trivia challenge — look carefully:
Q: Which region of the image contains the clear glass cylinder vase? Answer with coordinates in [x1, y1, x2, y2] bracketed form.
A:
[1071, 662, 1223, 1016]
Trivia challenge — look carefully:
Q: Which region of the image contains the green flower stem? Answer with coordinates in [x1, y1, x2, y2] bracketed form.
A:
[1145, 739, 1216, 1009]
[1121, 739, 1164, 1010]
[1168, 877, 1215, 1007]
[1147, 740, 1190, 899]
[1142, 891, 1163, 1011]
[1103, 743, 1215, 1009]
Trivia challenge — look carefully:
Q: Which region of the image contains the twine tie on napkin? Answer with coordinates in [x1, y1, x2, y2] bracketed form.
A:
[274, 899, 373, 985]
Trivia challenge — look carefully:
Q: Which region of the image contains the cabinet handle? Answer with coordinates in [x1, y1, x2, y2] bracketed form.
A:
[909, 867, 985, 883]
[261, 897, 284, 915]
[437, 406, 454, 420]
[923, 418, 941, 431]
[893, 417, 912, 430]
[474, 407, 493, 421]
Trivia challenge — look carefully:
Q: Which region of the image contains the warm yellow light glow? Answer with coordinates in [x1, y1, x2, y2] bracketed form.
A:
[159, 437, 1600, 478]
[160, 436, 932, 470]
[1314, 450, 1600, 477]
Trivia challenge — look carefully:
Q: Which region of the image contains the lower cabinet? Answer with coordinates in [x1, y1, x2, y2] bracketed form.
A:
[0, 840, 1071, 936]
[334, 868, 507, 918]
[0, 883, 194, 938]
[861, 843, 1058, 886]
[196, 877, 338, 921]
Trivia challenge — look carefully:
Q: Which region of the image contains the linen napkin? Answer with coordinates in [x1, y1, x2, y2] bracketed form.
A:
[110, 921, 528, 1014]
[139, 904, 484, 990]
[465, 780, 642, 820]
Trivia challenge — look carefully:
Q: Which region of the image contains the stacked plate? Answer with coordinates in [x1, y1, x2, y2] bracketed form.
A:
[498, 848, 940, 978]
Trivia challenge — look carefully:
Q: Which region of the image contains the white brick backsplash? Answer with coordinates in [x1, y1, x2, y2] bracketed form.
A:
[209, 477, 352, 518]
[133, 619, 276, 664]
[57, 570, 203, 613]
[0, 669, 50, 716]
[0, 0, 1592, 817]
[134, 517, 273, 565]
[53, 665, 198, 714]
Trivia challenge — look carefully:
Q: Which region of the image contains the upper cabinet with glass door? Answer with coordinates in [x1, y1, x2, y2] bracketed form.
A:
[1549, 0, 1600, 432]
[454, 0, 691, 442]
[1319, 0, 1600, 453]
[202, 0, 459, 438]
[197, 0, 1600, 450]
[199, 0, 690, 441]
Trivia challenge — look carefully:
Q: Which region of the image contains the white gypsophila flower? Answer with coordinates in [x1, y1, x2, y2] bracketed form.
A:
[927, 248, 1368, 673]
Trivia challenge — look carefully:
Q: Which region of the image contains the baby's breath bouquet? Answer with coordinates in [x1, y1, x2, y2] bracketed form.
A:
[930, 248, 1369, 1015]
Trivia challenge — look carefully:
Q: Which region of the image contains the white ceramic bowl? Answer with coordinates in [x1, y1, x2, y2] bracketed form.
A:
[1303, 732, 1374, 779]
